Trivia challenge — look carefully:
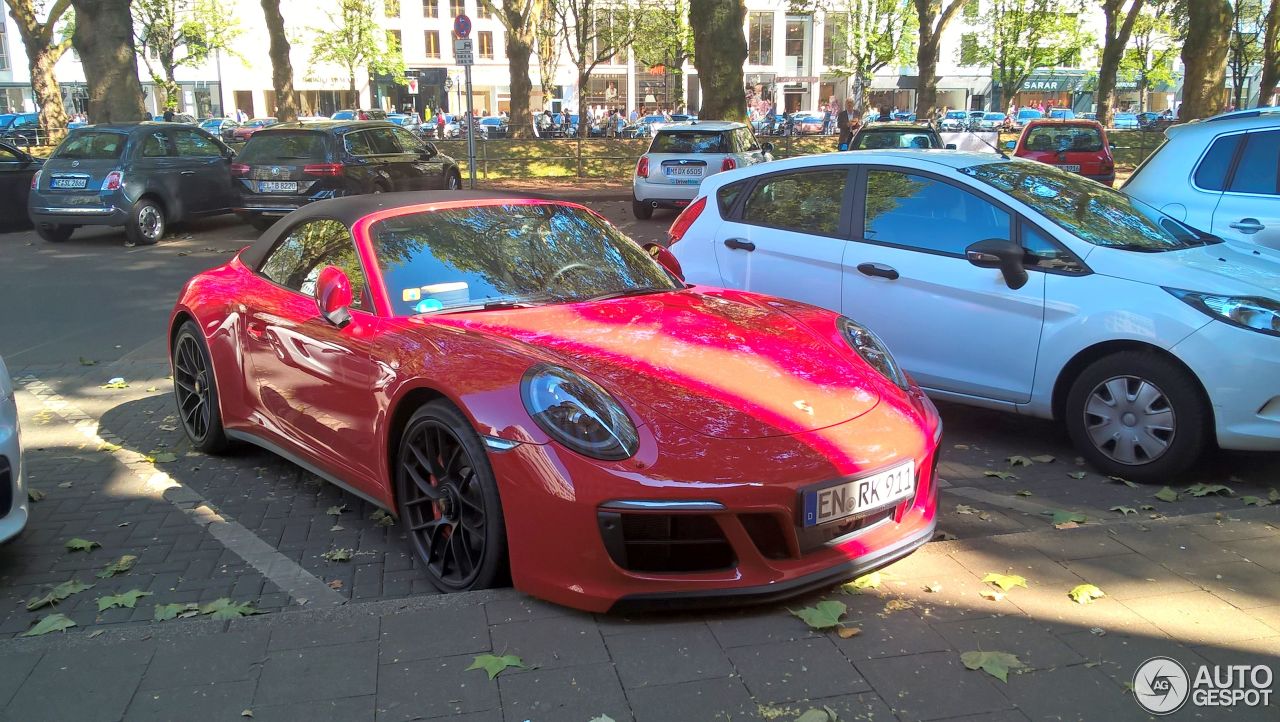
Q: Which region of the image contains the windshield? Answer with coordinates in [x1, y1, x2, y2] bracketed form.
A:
[371, 203, 680, 316]
[1018, 110, 1043, 120]
[959, 161, 1219, 252]
[984, 113, 1005, 120]
[651, 131, 726, 153]
[1116, 113, 1136, 120]
[238, 131, 328, 163]
[854, 130, 939, 150]
[946, 112, 967, 119]
[200, 120, 222, 129]
[0, 114, 14, 130]
[53, 131, 127, 160]
[1024, 125, 1103, 152]
[246, 119, 276, 128]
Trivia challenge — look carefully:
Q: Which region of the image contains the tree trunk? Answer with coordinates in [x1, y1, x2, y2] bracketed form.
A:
[578, 69, 589, 138]
[505, 13, 536, 138]
[1181, 0, 1232, 120]
[70, 0, 146, 122]
[915, 34, 941, 118]
[1095, 0, 1145, 129]
[28, 44, 68, 144]
[690, 0, 746, 121]
[262, 0, 299, 122]
[1260, 0, 1280, 106]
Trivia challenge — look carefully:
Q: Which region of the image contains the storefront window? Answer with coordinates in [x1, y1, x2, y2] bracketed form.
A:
[584, 75, 628, 109]
[748, 11, 773, 66]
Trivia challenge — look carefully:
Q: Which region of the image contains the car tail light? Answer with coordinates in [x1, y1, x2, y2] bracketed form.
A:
[636, 156, 649, 178]
[230, 163, 250, 177]
[30, 170, 41, 190]
[721, 157, 736, 172]
[667, 195, 707, 246]
[103, 171, 124, 191]
[303, 163, 343, 176]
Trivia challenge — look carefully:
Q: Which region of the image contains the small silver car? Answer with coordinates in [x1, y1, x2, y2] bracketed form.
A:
[1122, 108, 1280, 252]
[0, 354, 28, 544]
[632, 121, 772, 219]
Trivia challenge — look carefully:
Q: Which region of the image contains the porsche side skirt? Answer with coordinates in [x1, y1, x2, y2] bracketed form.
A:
[225, 429, 390, 511]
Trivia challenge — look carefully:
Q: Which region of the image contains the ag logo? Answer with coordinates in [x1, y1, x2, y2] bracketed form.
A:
[1134, 656, 1190, 714]
[271, 166, 281, 176]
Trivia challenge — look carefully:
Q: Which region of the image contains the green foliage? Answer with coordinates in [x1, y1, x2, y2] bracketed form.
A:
[1154, 486, 1180, 502]
[322, 547, 354, 562]
[982, 572, 1028, 591]
[96, 555, 138, 579]
[818, 0, 918, 106]
[1068, 583, 1106, 604]
[200, 598, 264, 619]
[973, 0, 1094, 101]
[133, 0, 242, 108]
[960, 650, 1026, 682]
[65, 537, 100, 552]
[309, 0, 406, 91]
[1119, 7, 1179, 104]
[1184, 483, 1233, 497]
[154, 602, 200, 621]
[27, 579, 94, 611]
[97, 589, 152, 611]
[467, 653, 527, 679]
[22, 613, 76, 637]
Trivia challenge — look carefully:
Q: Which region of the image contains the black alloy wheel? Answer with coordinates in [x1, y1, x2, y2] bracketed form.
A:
[171, 321, 228, 454]
[396, 402, 507, 592]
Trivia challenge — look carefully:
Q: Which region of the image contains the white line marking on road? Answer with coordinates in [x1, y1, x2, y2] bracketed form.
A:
[17, 374, 344, 606]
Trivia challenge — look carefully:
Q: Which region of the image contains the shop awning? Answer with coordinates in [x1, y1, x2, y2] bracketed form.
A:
[1019, 74, 1086, 92]
[869, 75, 917, 90]
[937, 75, 992, 94]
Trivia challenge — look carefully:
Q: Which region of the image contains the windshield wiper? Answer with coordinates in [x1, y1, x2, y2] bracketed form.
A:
[578, 286, 674, 303]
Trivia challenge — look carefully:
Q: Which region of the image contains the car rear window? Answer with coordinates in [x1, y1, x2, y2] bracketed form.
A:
[1191, 133, 1243, 190]
[53, 131, 127, 160]
[1023, 125, 1103, 153]
[650, 131, 727, 153]
[853, 130, 939, 150]
[238, 131, 329, 164]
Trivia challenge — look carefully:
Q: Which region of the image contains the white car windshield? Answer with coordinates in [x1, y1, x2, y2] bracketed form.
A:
[959, 162, 1220, 252]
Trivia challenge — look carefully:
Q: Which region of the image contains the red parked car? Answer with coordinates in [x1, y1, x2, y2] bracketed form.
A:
[230, 117, 278, 142]
[1010, 119, 1115, 186]
[168, 192, 942, 612]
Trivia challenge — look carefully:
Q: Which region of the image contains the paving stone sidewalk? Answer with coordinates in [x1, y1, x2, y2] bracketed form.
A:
[0, 507, 1275, 722]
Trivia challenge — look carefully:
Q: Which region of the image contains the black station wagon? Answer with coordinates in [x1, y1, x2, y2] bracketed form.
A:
[232, 120, 462, 230]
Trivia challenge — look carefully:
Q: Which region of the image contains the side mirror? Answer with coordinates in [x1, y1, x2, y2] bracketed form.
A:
[642, 242, 684, 282]
[1108, 141, 1116, 149]
[945, 143, 957, 149]
[965, 239, 1028, 290]
[760, 141, 774, 154]
[315, 265, 354, 328]
[1004, 140, 1016, 150]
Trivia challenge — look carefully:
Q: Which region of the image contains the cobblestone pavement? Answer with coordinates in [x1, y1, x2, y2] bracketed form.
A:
[2, 207, 1279, 720]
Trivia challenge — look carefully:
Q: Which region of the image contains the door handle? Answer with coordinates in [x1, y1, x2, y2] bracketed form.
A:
[857, 262, 900, 280]
[180, 170, 196, 175]
[1229, 218, 1265, 233]
[723, 238, 756, 252]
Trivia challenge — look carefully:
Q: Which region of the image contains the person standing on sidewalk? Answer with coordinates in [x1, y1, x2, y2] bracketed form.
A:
[837, 99, 859, 151]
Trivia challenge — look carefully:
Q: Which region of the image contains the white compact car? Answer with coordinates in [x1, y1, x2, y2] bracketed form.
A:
[0, 354, 28, 543]
[668, 150, 1280, 479]
[632, 121, 771, 220]
[1123, 107, 1280, 252]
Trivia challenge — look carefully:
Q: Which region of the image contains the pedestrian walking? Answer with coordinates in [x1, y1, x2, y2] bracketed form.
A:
[837, 98, 859, 151]
[436, 109, 446, 138]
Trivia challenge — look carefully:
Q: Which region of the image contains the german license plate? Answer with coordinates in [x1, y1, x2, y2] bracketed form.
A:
[664, 166, 703, 176]
[50, 177, 87, 189]
[258, 181, 298, 193]
[801, 461, 915, 527]
[1060, 164, 1081, 173]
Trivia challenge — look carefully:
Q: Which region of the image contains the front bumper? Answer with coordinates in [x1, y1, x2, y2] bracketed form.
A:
[0, 393, 28, 545]
[1172, 320, 1280, 451]
[491, 395, 942, 613]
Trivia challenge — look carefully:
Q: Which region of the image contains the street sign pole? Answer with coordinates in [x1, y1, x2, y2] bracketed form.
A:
[464, 65, 476, 189]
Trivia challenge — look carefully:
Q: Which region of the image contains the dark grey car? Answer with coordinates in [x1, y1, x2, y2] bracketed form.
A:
[28, 122, 236, 245]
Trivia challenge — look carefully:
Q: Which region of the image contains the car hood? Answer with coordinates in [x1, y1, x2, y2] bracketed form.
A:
[434, 289, 884, 439]
[1084, 241, 1280, 297]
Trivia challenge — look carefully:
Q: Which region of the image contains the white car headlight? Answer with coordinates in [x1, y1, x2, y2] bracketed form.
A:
[1166, 289, 1280, 337]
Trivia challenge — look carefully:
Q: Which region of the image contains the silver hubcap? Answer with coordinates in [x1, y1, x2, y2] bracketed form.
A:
[139, 205, 162, 239]
[1083, 375, 1175, 465]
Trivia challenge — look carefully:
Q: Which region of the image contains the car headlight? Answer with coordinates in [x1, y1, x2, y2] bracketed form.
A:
[520, 365, 639, 461]
[1166, 289, 1280, 337]
[837, 316, 910, 390]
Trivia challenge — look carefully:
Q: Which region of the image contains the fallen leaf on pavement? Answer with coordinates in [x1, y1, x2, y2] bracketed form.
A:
[1042, 510, 1087, 525]
[1067, 471, 1088, 480]
[843, 572, 882, 592]
[587, 716, 615, 722]
[1016, 490, 1032, 497]
[97, 589, 152, 611]
[1242, 496, 1270, 507]
[100, 378, 129, 390]
[26, 579, 94, 611]
[322, 548, 353, 562]
[149, 451, 178, 463]
[329, 525, 344, 532]
[984, 471, 1017, 480]
[325, 505, 346, 516]
[144, 386, 158, 393]
[1055, 521, 1081, 530]
[154, 602, 200, 621]
[98, 442, 122, 453]
[1110, 506, 1137, 516]
[837, 626, 862, 639]
[1185, 483, 1233, 497]
[1006, 455, 1033, 467]
[21, 613, 76, 637]
[1270, 488, 1280, 503]
[200, 598, 264, 619]
[791, 600, 847, 630]
[467, 653, 526, 679]
[57, 481, 73, 488]
[953, 444, 970, 450]
[27, 489, 45, 502]
[983, 573, 1028, 591]
[956, 504, 979, 515]
[1068, 583, 1106, 605]
[1140, 504, 1155, 511]
[1030, 454, 1056, 463]
[961, 650, 1026, 682]
[328, 579, 344, 590]
[794, 708, 839, 722]
[65, 537, 100, 553]
[370, 509, 396, 527]
[1154, 487, 1180, 503]
[79, 357, 97, 366]
[924, 583, 942, 593]
[1108, 476, 1140, 488]
[96, 555, 138, 578]
[979, 589, 1004, 602]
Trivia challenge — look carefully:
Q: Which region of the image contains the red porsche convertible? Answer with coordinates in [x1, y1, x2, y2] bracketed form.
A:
[169, 192, 942, 612]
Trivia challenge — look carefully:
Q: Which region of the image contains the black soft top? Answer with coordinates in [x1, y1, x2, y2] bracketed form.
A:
[238, 191, 564, 269]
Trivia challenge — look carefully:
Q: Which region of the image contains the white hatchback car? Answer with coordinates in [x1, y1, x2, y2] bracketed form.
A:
[632, 121, 771, 220]
[668, 150, 1280, 479]
[1123, 107, 1280, 251]
[0, 354, 28, 544]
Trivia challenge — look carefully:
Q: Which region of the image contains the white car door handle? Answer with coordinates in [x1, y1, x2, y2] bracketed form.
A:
[857, 262, 899, 280]
[723, 238, 756, 252]
[1229, 218, 1265, 233]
